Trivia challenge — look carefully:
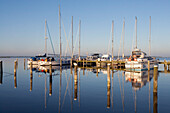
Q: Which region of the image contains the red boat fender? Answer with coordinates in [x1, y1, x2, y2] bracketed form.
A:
[134, 58, 137, 61]
[128, 58, 131, 61]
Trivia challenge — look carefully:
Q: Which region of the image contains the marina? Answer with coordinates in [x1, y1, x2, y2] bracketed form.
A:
[1, 0, 170, 113]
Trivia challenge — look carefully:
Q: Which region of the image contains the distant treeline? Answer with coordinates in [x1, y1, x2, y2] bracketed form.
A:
[0, 56, 33, 58]
[0, 55, 169, 59]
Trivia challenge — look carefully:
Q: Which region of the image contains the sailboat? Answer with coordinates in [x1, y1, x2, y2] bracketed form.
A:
[125, 17, 157, 71]
[38, 6, 70, 66]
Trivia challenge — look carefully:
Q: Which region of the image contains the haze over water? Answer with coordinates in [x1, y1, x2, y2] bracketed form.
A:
[0, 58, 170, 113]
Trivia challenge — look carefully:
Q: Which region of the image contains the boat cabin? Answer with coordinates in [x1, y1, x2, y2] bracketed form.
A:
[132, 49, 146, 59]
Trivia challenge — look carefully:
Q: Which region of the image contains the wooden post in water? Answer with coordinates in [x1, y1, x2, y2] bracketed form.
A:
[164, 59, 167, 72]
[70, 58, 72, 67]
[24, 59, 25, 70]
[74, 65, 78, 100]
[148, 61, 150, 71]
[107, 63, 111, 108]
[96, 60, 98, 68]
[14, 60, 17, 88]
[83, 59, 85, 68]
[0, 61, 3, 84]
[153, 65, 158, 113]
[30, 62, 33, 91]
[168, 65, 170, 71]
[16, 58, 18, 69]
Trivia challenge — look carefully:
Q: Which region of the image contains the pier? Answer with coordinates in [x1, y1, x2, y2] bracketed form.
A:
[74, 59, 170, 72]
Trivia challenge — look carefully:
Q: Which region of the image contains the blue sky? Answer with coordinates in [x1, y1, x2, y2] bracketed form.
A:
[0, 0, 170, 57]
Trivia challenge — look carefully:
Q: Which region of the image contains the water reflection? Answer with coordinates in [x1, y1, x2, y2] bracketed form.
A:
[125, 70, 158, 113]
[0, 59, 162, 113]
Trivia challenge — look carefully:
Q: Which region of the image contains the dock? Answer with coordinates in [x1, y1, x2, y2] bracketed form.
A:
[75, 59, 170, 72]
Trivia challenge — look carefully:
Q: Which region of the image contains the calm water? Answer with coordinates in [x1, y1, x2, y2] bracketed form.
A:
[0, 58, 170, 113]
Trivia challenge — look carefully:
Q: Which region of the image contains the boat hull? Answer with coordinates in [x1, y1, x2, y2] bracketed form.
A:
[125, 61, 157, 71]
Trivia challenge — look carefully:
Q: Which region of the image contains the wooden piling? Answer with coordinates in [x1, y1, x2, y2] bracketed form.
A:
[148, 61, 150, 71]
[164, 59, 167, 71]
[83, 59, 84, 68]
[49, 62, 52, 96]
[16, 58, 18, 69]
[153, 65, 158, 113]
[96, 60, 98, 67]
[30, 62, 33, 91]
[24, 59, 25, 70]
[0, 61, 3, 84]
[49, 73, 52, 96]
[14, 60, 17, 88]
[70, 58, 72, 67]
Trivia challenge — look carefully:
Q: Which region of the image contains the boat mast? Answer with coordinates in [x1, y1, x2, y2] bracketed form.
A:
[112, 20, 114, 60]
[59, 6, 62, 66]
[122, 18, 125, 59]
[135, 16, 137, 49]
[149, 16, 151, 56]
[79, 20, 81, 60]
[45, 19, 48, 56]
[72, 16, 73, 59]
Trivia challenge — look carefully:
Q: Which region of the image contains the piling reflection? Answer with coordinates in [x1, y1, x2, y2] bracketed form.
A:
[0, 70, 2, 85]
[107, 65, 111, 108]
[153, 66, 158, 113]
[0, 61, 3, 84]
[74, 66, 78, 100]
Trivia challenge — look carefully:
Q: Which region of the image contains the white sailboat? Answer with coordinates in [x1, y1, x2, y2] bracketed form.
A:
[125, 17, 157, 71]
[38, 6, 70, 66]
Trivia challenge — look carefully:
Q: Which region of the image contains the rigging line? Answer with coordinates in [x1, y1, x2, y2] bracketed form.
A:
[64, 70, 72, 101]
[61, 75, 71, 109]
[61, 19, 72, 57]
[107, 25, 112, 55]
[65, 23, 72, 57]
[46, 21, 56, 58]
[118, 23, 123, 59]
[118, 71, 124, 110]
[73, 25, 79, 55]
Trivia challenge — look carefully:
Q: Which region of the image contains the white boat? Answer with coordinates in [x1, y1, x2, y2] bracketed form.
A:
[125, 17, 157, 71]
[100, 54, 111, 61]
[27, 53, 46, 65]
[38, 57, 70, 66]
[86, 53, 101, 61]
[125, 49, 157, 71]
